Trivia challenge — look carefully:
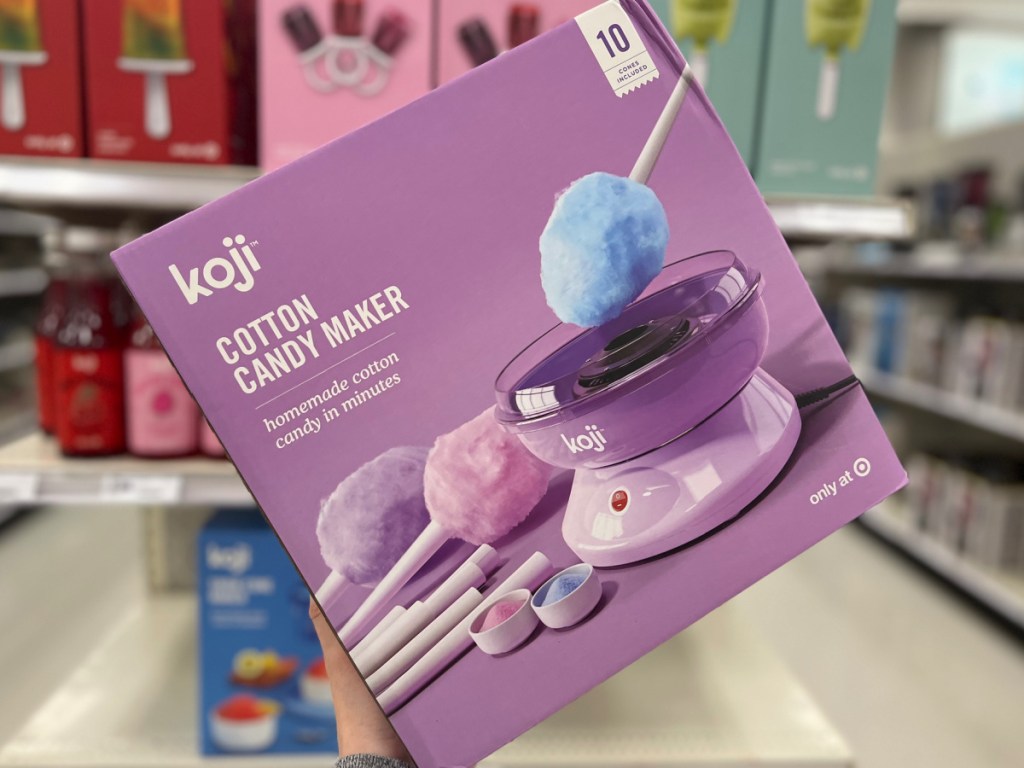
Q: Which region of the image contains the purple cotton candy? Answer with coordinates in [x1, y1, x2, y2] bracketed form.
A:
[316, 446, 430, 585]
[478, 598, 523, 632]
[424, 407, 551, 545]
[541, 574, 585, 606]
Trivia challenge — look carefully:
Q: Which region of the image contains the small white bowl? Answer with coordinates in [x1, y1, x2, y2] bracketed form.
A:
[468, 589, 538, 656]
[299, 671, 332, 706]
[209, 710, 279, 753]
[531, 563, 602, 629]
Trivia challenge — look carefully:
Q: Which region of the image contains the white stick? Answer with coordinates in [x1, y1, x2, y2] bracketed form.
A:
[421, 559, 487, 615]
[376, 552, 554, 714]
[629, 65, 695, 186]
[689, 49, 709, 87]
[144, 72, 171, 140]
[314, 570, 352, 611]
[817, 56, 840, 122]
[367, 588, 484, 695]
[348, 605, 406, 662]
[339, 520, 451, 645]
[468, 543, 500, 575]
[355, 601, 429, 677]
[353, 556, 486, 675]
[2, 64, 25, 132]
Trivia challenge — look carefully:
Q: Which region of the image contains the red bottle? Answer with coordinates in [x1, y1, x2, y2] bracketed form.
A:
[125, 313, 199, 458]
[34, 263, 69, 434]
[53, 259, 127, 456]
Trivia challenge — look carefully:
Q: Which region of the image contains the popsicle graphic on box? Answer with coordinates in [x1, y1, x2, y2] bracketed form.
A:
[281, 3, 411, 97]
[671, 0, 735, 86]
[0, 0, 47, 131]
[806, 0, 871, 121]
[458, 4, 542, 69]
[118, 0, 194, 140]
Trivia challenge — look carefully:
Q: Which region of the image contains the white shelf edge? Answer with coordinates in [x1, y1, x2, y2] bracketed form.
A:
[0, 432, 252, 507]
[826, 259, 1024, 283]
[0, 159, 259, 211]
[0, 159, 912, 241]
[765, 196, 916, 241]
[898, 0, 1024, 26]
[0, 267, 47, 298]
[860, 369, 1024, 444]
[860, 503, 1024, 631]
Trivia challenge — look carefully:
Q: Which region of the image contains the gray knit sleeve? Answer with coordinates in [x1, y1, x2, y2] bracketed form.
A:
[335, 755, 414, 768]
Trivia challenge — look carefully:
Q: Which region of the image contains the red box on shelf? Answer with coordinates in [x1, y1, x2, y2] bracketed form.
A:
[0, 0, 85, 158]
[81, 0, 256, 165]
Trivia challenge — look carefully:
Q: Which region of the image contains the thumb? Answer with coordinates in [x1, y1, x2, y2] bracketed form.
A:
[309, 596, 346, 657]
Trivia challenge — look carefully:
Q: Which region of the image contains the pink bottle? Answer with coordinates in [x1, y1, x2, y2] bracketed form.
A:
[125, 313, 198, 458]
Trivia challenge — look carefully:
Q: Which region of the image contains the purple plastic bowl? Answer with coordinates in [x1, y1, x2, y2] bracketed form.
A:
[494, 250, 768, 469]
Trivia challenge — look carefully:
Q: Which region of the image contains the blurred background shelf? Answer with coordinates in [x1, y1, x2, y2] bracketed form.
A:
[0, 267, 47, 298]
[860, 503, 1024, 632]
[0, 432, 250, 506]
[826, 257, 1024, 285]
[898, 0, 1024, 26]
[0, 593, 851, 768]
[0, 159, 259, 212]
[859, 369, 1024, 444]
[765, 196, 916, 242]
[0, 158, 915, 241]
[0, 339, 33, 374]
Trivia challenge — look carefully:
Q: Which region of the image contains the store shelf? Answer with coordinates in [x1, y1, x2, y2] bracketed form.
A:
[0, 338, 33, 373]
[898, 0, 1024, 27]
[827, 257, 1024, 284]
[0, 432, 251, 506]
[0, 159, 259, 211]
[0, 595, 850, 768]
[0, 158, 911, 242]
[859, 369, 1024, 444]
[860, 503, 1024, 631]
[765, 196, 916, 242]
[0, 267, 47, 298]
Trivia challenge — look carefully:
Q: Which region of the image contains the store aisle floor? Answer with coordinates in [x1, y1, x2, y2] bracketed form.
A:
[735, 523, 1024, 768]
[2, 509, 1023, 767]
[0, 507, 144, 744]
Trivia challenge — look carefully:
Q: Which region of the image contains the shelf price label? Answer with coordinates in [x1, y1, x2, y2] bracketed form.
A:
[100, 474, 183, 504]
[0, 473, 39, 504]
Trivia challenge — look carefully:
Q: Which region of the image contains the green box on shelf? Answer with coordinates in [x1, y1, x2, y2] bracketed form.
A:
[649, 0, 770, 168]
[754, 0, 898, 197]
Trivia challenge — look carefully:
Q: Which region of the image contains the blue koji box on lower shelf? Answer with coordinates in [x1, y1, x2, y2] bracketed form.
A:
[199, 509, 337, 756]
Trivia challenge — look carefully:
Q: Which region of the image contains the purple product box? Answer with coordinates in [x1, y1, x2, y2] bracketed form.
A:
[114, 2, 907, 765]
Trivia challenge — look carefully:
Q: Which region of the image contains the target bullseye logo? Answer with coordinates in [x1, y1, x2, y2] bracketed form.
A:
[609, 488, 630, 514]
[853, 457, 871, 478]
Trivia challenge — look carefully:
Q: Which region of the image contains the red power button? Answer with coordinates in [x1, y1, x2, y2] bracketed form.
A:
[610, 488, 629, 514]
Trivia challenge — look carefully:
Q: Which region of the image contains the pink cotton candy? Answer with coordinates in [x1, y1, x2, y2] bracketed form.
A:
[478, 599, 524, 632]
[424, 407, 551, 546]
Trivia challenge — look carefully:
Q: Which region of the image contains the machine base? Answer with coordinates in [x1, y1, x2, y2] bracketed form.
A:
[562, 368, 801, 567]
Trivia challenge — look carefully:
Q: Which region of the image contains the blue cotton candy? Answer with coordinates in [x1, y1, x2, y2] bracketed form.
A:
[541, 574, 585, 606]
[540, 172, 669, 328]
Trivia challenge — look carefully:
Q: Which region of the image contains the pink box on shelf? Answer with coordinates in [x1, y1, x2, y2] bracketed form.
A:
[258, 0, 432, 171]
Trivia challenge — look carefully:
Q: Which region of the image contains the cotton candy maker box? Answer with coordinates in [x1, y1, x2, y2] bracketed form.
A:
[494, 250, 801, 567]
